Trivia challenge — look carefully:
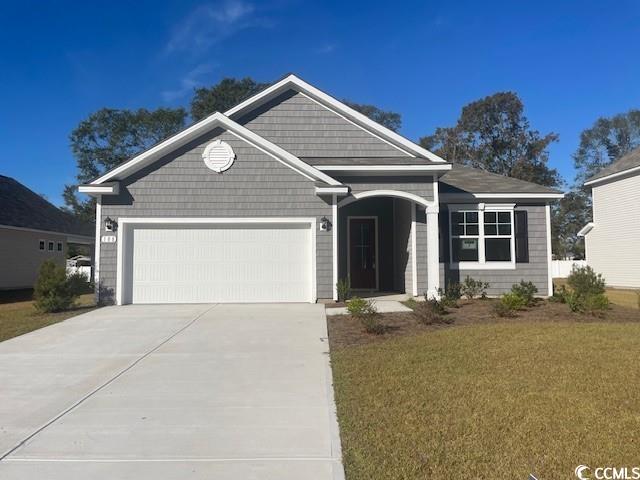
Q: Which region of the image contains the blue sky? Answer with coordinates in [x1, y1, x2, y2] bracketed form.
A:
[1, 0, 639, 206]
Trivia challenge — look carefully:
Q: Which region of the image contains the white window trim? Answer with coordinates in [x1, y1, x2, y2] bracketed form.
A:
[449, 203, 516, 270]
[346, 216, 379, 291]
[39, 239, 45, 251]
[47, 241, 55, 252]
[57, 242, 63, 252]
[115, 217, 317, 306]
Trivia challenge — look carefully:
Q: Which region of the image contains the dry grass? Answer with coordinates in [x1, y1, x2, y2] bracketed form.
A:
[330, 303, 640, 479]
[0, 291, 96, 343]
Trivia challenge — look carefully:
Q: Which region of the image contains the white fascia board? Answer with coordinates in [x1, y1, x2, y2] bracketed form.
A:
[577, 222, 595, 237]
[317, 164, 452, 172]
[78, 183, 120, 195]
[440, 192, 564, 201]
[225, 74, 447, 163]
[584, 165, 640, 186]
[90, 112, 340, 186]
[315, 186, 349, 195]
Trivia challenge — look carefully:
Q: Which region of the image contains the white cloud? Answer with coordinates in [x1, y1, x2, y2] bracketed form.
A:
[161, 63, 216, 102]
[166, 0, 260, 54]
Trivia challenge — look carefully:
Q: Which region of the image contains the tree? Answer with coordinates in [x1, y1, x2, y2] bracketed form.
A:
[420, 92, 562, 187]
[64, 107, 187, 220]
[551, 191, 590, 259]
[190, 78, 270, 121]
[573, 109, 640, 185]
[344, 101, 402, 132]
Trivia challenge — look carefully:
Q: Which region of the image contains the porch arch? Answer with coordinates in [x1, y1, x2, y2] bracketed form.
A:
[338, 189, 435, 210]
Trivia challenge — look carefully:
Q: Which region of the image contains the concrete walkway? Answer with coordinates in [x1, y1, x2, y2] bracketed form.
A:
[0, 304, 344, 479]
[326, 299, 413, 316]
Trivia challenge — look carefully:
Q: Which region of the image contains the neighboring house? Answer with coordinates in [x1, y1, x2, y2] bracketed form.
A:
[79, 74, 563, 305]
[579, 147, 640, 288]
[0, 175, 94, 289]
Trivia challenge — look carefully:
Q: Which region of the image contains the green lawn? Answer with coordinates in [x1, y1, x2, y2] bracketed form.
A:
[331, 321, 640, 479]
[0, 291, 96, 343]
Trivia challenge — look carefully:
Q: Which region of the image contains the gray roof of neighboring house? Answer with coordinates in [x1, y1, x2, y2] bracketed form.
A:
[586, 146, 640, 183]
[302, 157, 437, 166]
[0, 175, 93, 237]
[439, 164, 563, 195]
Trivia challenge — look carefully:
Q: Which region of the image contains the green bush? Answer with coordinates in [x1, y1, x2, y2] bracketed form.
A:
[567, 265, 606, 297]
[66, 272, 92, 296]
[510, 280, 538, 307]
[336, 277, 352, 302]
[461, 276, 490, 300]
[438, 281, 462, 307]
[347, 297, 384, 334]
[585, 293, 610, 315]
[34, 260, 78, 313]
[493, 300, 517, 318]
[493, 292, 527, 318]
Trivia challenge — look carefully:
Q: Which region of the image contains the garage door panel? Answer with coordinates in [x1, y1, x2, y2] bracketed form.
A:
[127, 225, 312, 304]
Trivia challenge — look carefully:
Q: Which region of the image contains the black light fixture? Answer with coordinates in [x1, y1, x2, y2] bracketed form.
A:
[320, 217, 331, 231]
[104, 216, 116, 232]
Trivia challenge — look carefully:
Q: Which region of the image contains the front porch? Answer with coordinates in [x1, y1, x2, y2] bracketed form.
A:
[333, 193, 440, 300]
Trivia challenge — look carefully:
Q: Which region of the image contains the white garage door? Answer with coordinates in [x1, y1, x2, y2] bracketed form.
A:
[123, 223, 313, 304]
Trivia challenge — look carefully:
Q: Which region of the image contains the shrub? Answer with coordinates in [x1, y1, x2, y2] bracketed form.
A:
[412, 301, 452, 325]
[510, 280, 538, 307]
[439, 281, 462, 308]
[423, 297, 447, 315]
[336, 277, 352, 302]
[34, 260, 77, 313]
[567, 265, 606, 297]
[584, 293, 610, 316]
[347, 297, 384, 334]
[550, 284, 568, 303]
[461, 276, 490, 300]
[493, 292, 527, 318]
[66, 272, 92, 296]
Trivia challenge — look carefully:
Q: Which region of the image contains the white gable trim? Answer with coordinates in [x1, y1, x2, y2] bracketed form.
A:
[225, 74, 447, 163]
[90, 112, 341, 186]
[584, 164, 640, 187]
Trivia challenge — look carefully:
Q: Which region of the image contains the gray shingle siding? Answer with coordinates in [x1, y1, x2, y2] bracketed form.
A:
[98, 129, 333, 304]
[339, 176, 435, 201]
[237, 90, 411, 158]
[438, 204, 549, 296]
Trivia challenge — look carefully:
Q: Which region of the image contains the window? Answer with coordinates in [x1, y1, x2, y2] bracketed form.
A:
[48, 241, 54, 251]
[57, 242, 63, 252]
[484, 211, 511, 261]
[451, 211, 479, 262]
[39, 240, 45, 251]
[449, 205, 516, 269]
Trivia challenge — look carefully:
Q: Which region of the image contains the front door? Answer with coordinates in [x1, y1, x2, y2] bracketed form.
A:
[349, 217, 377, 289]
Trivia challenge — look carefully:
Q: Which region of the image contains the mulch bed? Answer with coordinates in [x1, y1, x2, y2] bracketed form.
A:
[327, 298, 640, 349]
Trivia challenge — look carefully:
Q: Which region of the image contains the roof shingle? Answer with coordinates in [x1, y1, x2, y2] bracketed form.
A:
[0, 175, 93, 237]
[586, 147, 640, 183]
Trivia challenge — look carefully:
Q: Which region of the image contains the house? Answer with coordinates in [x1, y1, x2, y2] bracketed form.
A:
[79, 74, 563, 305]
[579, 147, 640, 288]
[0, 175, 94, 289]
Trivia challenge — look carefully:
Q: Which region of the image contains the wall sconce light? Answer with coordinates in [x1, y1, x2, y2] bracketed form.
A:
[319, 217, 331, 231]
[104, 217, 116, 232]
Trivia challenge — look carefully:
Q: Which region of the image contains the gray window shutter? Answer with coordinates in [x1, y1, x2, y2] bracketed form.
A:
[439, 211, 449, 262]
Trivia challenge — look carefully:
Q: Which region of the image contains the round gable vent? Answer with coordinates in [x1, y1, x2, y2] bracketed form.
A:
[202, 140, 235, 173]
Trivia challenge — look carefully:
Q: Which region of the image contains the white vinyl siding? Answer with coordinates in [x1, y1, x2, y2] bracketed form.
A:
[122, 223, 313, 304]
[586, 173, 640, 288]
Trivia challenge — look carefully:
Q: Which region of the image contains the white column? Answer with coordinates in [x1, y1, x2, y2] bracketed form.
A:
[426, 205, 440, 299]
[94, 197, 101, 287]
[332, 194, 339, 301]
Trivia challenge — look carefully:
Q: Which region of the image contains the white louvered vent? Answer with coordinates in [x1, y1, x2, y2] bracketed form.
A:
[202, 140, 235, 173]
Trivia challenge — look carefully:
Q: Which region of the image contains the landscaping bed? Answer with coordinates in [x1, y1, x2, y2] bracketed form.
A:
[328, 298, 640, 349]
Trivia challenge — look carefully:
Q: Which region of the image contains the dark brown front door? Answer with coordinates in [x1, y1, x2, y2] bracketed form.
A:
[349, 218, 377, 289]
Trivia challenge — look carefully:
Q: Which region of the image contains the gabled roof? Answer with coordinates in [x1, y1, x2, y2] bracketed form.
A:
[225, 74, 447, 164]
[89, 112, 341, 186]
[440, 164, 564, 198]
[584, 146, 640, 186]
[0, 175, 93, 236]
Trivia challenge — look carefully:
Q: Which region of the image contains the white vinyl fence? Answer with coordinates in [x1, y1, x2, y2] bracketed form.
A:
[66, 266, 92, 281]
[551, 260, 587, 278]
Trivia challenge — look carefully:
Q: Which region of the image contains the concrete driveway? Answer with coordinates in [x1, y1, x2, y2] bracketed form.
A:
[0, 304, 344, 479]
